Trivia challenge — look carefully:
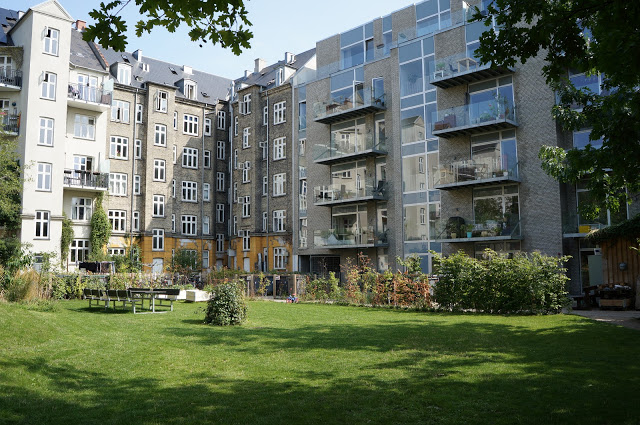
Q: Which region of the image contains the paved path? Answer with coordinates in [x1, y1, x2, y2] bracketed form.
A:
[571, 309, 640, 331]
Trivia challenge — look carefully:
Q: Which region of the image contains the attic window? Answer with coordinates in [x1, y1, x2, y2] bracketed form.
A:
[169, 67, 177, 74]
[141, 63, 150, 72]
[201, 92, 210, 98]
[184, 80, 197, 100]
[121, 54, 130, 63]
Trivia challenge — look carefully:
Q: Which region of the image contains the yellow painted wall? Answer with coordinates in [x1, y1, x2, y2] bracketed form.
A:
[230, 235, 293, 272]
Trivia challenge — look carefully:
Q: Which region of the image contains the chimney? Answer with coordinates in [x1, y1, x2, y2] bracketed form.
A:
[284, 52, 295, 64]
[75, 20, 86, 31]
[254, 58, 267, 73]
[183, 65, 192, 74]
[18, 11, 24, 19]
[132, 49, 143, 62]
[244, 69, 251, 78]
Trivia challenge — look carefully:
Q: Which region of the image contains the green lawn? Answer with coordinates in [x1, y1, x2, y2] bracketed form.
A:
[1, 301, 639, 425]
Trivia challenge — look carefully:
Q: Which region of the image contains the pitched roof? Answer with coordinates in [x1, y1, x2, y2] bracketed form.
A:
[0, 7, 19, 46]
[235, 48, 316, 89]
[69, 30, 105, 72]
[97, 44, 232, 102]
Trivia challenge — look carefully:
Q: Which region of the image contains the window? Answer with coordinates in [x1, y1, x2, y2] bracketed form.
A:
[73, 115, 95, 140]
[39, 117, 54, 146]
[233, 216, 237, 236]
[117, 65, 131, 85]
[217, 172, 225, 192]
[299, 180, 307, 212]
[274, 247, 287, 269]
[273, 173, 286, 196]
[135, 104, 143, 123]
[276, 67, 285, 86]
[41, 72, 56, 99]
[109, 173, 127, 196]
[234, 149, 238, 169]
[573, 129, 604, 150]
[70, 239, 90, 262]
[71, 198, 92, 221]
[273, 137, 286, 160]
[173, 111, 177, 129]
[111, 100, 130, 123]
[299, 139, 306, 156]
[182, 215, 197, 235]
[43, 27, 59, 55]
[110, 136, 128, 160]
[242, 230, 251, 251]
[241, 93, 251, 115]
[153, 195, 165, 217]
[152, 229, 164, 251]
[182, 180, 197, 202]
[36, 162, 52, 191]
[172, 145, 177, 164]
[242, 161, 251, 183]
[216, 234, 224, 253]
[134, 139, 142, 159]
[132, 211, 140, 231]
[183, 114, 199, 135]
[242, 127, 251, 148]
[273, 101, 286, 125]
[203, 183, 211, 201]
[262, 212, 267, 232]
[172, 179, 176, 197]
[184, 81, 197, 100]
[217, 140, 225, 159]
[298, 102, 307, 130]
[202, 250, 210, 268]
[242, 196, 251, 217]
[182, 147, 198, 168]
[234, 116, 238, 136]
[108, 247, 126, 256]
[216, 204, 225, 223]
[217, 111, 226, 129]
[203, 216, 210, 235]
[261, 141, 268, 160]
[273, 210, 286, 232]
[204, 118, 212, 136]
[204, 150, 211, 168]
[108, 210, 126, 232]
[262, 176, 268, 196]
[35, 211, 50, 239]
[133, 174, 141, 194]
[156, 90, 168, 112]
[171, 214, 176, 232]
[154, 124, 167, 146]
[233, 183, 238, 203]
[153, 159, 166, 181]
[263, 106, 268, 126]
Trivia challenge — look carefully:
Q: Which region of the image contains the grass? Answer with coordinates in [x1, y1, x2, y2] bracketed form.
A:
[1, 300, 639, 425]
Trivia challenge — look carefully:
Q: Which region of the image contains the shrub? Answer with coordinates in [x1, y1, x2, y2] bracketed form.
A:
[204, 280, 247, 326]
[5, 269, 42, 302]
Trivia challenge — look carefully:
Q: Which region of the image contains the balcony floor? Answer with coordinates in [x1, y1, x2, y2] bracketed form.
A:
[0, 83, 21, 92]
[435, 234, 523, 243]
[435, 174, 520, 190]
[318, 242, 389, 250]
[433, 118, 517, 139]
[431, 65, 514, 89]
[67, 97, 110, 112]
[314, 148, 388, 165]
[315, 103, 385, 125]
[314, 194, 385, 207]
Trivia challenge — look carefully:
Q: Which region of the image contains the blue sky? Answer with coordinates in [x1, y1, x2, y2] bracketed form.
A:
[2, 0, 414, 79]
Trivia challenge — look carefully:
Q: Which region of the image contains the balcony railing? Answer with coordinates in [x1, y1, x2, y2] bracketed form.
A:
[435, 216, 522, 243]
[314, 133, 387, 164]
[314, 226, 388, 248]
[63, 170, 109, 191]
[1, 113, 19, 134]
[314, 180, 386, 206]
[562, 214, 607, 237]
[67, 84, 112, 105]
[432, 97, 517, 138]
[0, 70, 22, 88]
[434, 158, 519, 190]
[313, 86, 386, 124]
[429, 52, 513, 89]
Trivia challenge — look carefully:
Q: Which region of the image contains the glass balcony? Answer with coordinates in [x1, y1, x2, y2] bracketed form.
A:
[434, 216, 522, 243]
[562, 214, 607, 238]
[63, 170, 109, 191]
[313, 86, 385, 124]
[1, 113, 19, 135]
[0, 70, 22, 90]
[313, 179, 386, 206]
[314, 226, 388, 249]
[314, 133, 387, 164]
[432, 97, 517, 138]
[429, 52, 514, 89]
[434, 158, 519, 190]
[67, 83, 112, 112]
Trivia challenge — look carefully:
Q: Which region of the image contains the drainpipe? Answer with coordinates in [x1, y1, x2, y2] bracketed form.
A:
[130, 88, 138, 267]
[290, 78, 296, 273]
[228, 82, 235, 268]
[201, 104, 206, 278]
[265, 91, 270, 274]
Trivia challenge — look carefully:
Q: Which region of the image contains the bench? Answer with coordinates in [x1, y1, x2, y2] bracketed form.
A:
[153, 288, 180, 311]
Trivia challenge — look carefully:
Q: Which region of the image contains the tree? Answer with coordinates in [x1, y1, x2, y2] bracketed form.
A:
[60, 213, 74, 271]
[84, 0, 252, 55]
[89, 193, 111, 261]
[472, 0, 640, 218]
[168, 248, 201, 284]
[0, 131, 24, 266]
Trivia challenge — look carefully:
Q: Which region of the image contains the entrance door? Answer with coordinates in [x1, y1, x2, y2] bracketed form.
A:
[152, 258, 164, 275]
[243, 257, 251, 273]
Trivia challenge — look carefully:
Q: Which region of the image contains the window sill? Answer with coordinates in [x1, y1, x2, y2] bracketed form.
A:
[183, 132, 199, 137]
[155, 109, 167, 114]
[34, 237, 51, 240]
[153, 143, 167, 148]
[273, 157, 287, 161]
[35, 189, 52, 192]
[37, 143, 54, 147]
[273, 194, 287, 198]
[110, 157, 129, 161]
[72, 136, 95, 141]
[182, 200, 198, 204]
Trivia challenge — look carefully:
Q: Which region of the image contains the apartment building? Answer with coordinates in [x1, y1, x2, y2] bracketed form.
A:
[230, 50, 316, 272]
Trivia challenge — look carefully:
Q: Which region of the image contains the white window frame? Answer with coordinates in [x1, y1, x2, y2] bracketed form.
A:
[134, 139, 142, 159]
[35, 210, 50, 239]
[242, 161, 251, 183]
[39, 117, 54, 146]
[263, 106, 268, 126]
[171, 214, 176, 232]
[241, 93, 251, 115]
[41, 72, 56, 100]
[183, 114, 199, 136]
[203, 216, 210, 235]
[216, 203, 225, 223]
[70, 239, 90, 262]
[154, 124, 167, 146]
[216, 234, 224, 253]
[203, 183, 211, 201]
[274, 247, 287, 269]
[181, 215, 197, 236]
[152, 229, 164, 251]
[111, 100, 130, 123]
[133, 174, 141, 195]
[132, 211, 140, 231]
[204, 118, 212, 136]
[71, 198, 92, 221]
[217, 140, 225, 160]
[262, 211, 268, 232]
[182, 180, 198, 202]
[217, 111, 226, 130]
[234, 116, 238, 136]
[273, 137, 286, 160]
[202, 250, 210, 268]
[173, 111, 178, 129]
[153, 159, 166, 182]
[263, 176, 268, 196]
[242, 196, 251, 217]
[36, 162, 52, 191]
[156, 90, 168, 112]
[273, 210, 286, 232]
[273, 101, 286, 125]
[182, 147, 199, 169]
[108, 210, 127, 233]
[242, 127, 251, 149]
[233, 182, 238, 203]
[117, 65, 131, 85]
[110, 136, 129, 160]
[217, 172, 225, 192]
[184, 80, 197, 100]
[43, 27, 59, 56]
[109, 173, 128, 196]
[135, 104, 143, 123]
[172, 145, 177, 164]
[153, 195, 165, 217]
[204, 150, 211, 168]
[73, 114, 95, 140]
[273, 173, 286, 196]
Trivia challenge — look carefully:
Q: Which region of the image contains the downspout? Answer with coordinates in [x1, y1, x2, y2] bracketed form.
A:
[265, 91, 270, 273]
[130, 88, 138, 267]
[228, 82, 235, 267]
[201, 104, 206, 277]
[290, 78, 296, 273]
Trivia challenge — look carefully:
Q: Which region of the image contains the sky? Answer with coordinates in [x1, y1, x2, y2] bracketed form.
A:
[2, 0, 415, 79]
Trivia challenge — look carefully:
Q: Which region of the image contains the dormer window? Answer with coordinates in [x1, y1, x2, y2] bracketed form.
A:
[117, 65, 131, 85]
[141, 63, 150, 72]
[155, 90, 168, 112]
[184, 80, 197, 100]
[276, 67, 285, 86]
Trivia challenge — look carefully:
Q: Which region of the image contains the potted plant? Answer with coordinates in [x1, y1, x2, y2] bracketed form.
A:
[465, 224, 474, 238]
[434, 62, 445, 79]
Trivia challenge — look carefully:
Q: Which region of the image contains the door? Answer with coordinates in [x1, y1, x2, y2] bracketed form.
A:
[587, 254, 603, 286]
[152, 258, 164, 275]
[243, 257, 251, 273]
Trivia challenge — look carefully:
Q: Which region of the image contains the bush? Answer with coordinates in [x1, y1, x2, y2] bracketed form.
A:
[432, 249, 570, 314]
[204, 280, 247, 326]
[4, 269, 42, 302]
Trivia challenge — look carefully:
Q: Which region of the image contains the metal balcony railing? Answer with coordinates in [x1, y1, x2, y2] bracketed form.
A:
[0, 70, 22, 88]
[314, 180, 386, 205]
[314, 226, 387, 248]
[314, 133, 387, 163]
[435, 216, 522, 242]
[434, 158, 519, 189]
[67, 84, 112, 105]
[1, 113, 19, 134]
[313, 86, 386, 123]
[432, 97, 517, 135]
[63, 170, 109, 190]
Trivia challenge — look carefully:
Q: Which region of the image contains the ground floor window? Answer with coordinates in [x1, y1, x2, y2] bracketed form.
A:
[274, 247, 287, 269]
[70, 239, 90, 263]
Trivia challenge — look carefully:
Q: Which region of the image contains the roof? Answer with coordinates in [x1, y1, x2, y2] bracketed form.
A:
[0, 7, 19, 46]
[235, 48, 316, 90]
[585, 214, 640, 244]
[69, 30, 105, 72]
[97, 44, 232, 102]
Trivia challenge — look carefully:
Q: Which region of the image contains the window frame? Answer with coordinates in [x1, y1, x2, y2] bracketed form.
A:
[35, 210, 50, 239]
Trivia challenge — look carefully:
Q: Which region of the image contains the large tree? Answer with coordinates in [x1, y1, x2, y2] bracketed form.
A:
[84, 0, 252, 55]
[0, 132, 24, 265]
[472, 0, 640, 218]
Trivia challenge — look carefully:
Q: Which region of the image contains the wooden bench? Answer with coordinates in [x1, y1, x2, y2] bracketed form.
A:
[153, 288, 180, 311]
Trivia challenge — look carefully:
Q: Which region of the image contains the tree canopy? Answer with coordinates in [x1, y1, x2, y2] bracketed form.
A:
[84, 0, 252, 55]
[473, 0, 640, 218]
